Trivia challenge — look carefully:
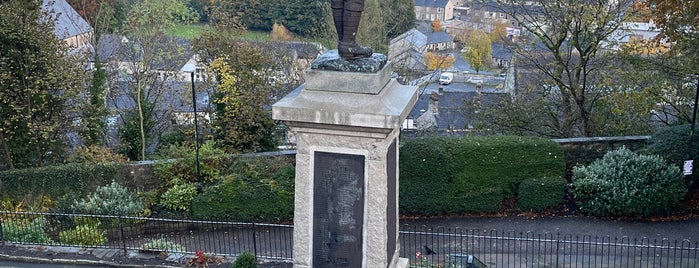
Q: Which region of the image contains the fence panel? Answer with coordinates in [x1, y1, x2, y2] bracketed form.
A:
[2, 211, 697, 267]
[399, 225, 699, 268]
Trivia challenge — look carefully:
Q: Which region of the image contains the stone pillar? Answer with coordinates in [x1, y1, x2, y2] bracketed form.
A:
[273, 52, 416, 268]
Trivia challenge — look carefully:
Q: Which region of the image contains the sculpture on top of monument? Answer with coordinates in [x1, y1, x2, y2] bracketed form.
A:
[332, 0, 373, 59]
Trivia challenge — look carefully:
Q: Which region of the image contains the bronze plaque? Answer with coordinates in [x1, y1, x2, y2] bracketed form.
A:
[313, 152, 365, 267]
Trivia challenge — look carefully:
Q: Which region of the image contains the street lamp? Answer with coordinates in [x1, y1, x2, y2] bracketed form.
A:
[183, 64, 202, 192]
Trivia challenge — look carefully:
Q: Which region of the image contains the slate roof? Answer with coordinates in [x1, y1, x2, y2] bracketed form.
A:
[394, 28, 428, 48]
[491, 44, 513, 60]
[96, 35, 194, 71]
[42, 0, 92, 39]
[414, 0, 450, 8]
[409, 88, 506, 131]
[426, 31, 453, 44]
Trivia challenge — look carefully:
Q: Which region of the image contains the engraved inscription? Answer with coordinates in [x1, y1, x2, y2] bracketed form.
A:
[313, 152, 365, 268]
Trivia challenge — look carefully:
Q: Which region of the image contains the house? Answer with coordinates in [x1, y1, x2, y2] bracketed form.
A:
[603, 21, 662, 51]
[404, 85, 506, 136]
[414, 0, 456, 21]
[426, 31, 455, 51]
[491, 43, 513, 69]
[389, 29, 429, 72]
[42, 0, 93, 51]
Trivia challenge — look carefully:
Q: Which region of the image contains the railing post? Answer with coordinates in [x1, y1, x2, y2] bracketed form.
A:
[119, 216, 127, 256]
[252, 223, 258, 258]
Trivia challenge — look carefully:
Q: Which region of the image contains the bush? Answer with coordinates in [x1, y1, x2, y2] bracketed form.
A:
[400, 136, 565, 216]
[191, 162, 295, 222]
[0, 162, 119, 201]
[59, 223, 107, 246]
[67, 145, 127, 164]
[571, 147, 687, 218]
[232, 252, 258, 268]
[643, 124, 699, 185]
[518, 177, 567, 211]
[159, 182, 197, 212]
[1, 217, 53, 244]
[141, 237, 186, 253]
[72, 181, 145, 216]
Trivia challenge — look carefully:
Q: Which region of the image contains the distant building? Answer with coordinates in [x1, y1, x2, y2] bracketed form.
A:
[414, 0, 456, 21]
[389, 29, 429, 72]
[426, 31, 455, 51]
[42, 0, 93, 51]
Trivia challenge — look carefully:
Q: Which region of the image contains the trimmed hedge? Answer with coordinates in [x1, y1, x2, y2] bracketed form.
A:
[518, 177, 567, 211]
[400, 136, 565, 216]
[0, 163, 119, 200]
[191, 158, 295, 222]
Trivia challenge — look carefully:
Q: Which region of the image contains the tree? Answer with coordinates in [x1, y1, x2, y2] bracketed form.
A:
[357, 0, 387, 53]
[194, 7, 279, 153]
[79, 60, 109, 146]
[0, 0, 84, 169]
[489, 21, 508, 44]
[381, 0, 415, 40]
[113, 0, 198, 160]
[0, 0, 85, 169]
[431, 18, 442, 32]
[424, 52, 455, 71]
[270, 22, 294, 41]
[482, 0, 635, 137]
[463, 30, 491, 73]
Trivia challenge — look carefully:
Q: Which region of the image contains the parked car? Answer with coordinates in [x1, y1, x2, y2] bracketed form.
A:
[439, 72, 454, 85]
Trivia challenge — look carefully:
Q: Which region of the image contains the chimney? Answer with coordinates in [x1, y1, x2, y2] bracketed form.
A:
[429, 92, 440, 114]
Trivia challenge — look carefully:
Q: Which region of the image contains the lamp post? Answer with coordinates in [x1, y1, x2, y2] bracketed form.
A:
[184, 64, 202, 192]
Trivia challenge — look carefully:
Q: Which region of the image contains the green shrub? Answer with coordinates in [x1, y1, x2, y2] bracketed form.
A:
[191, 164, 295, 222]
[153, 141, 223, 187]
[571, 147, 687, 218]
[59, 223, 107, 246]
[72, 181, 145, 216]
[232, 252, 258, 268]
[0, 163, 119, 201]
[140, 237, 186, 253]
[1, 217, 53, 244]
[159, 182, 197, 212]
[400, 136, 565, 216]
[67, 145, 127, 164]
[642, 124, 699, 185]
[518, 177, 567, 211]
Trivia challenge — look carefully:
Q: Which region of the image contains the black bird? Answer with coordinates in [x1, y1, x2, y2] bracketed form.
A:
[424, 245, 436, 255]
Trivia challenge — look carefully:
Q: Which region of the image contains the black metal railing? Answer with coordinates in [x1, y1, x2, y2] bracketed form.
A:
[2, 211, 698, 267]
[0, 211, 292, 261]
[400, 225, 699, 268]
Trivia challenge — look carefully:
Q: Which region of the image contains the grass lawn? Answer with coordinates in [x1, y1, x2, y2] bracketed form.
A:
[166, 24, 209, 39]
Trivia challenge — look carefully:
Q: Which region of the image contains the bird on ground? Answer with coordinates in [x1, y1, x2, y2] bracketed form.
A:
[424, 245, 436, 255]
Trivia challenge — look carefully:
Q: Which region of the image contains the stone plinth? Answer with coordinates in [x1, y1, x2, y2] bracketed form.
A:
[273, 61, 416, 268]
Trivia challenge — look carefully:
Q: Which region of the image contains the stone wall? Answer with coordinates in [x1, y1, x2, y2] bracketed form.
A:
[553, 136, 651, 179]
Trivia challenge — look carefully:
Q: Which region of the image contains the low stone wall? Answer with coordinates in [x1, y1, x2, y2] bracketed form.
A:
[553, 136, 651, 179]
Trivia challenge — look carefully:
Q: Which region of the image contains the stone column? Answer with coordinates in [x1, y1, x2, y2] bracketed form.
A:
[273, 52, 416, 268]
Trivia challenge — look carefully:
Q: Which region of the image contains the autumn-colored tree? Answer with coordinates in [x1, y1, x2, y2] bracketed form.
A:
[0, 0, 85, 169]
[431, 18, 443, 32]
[424, 52, 455, 71]
[194, 6, 279, 153]
[271, 22, 294, 41]
[463, 30, 491, 73]
[489, 21, 508, 43]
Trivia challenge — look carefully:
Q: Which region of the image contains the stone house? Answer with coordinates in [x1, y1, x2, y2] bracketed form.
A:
[414, 0, 456, 21]
[42, 0, 93, 52]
